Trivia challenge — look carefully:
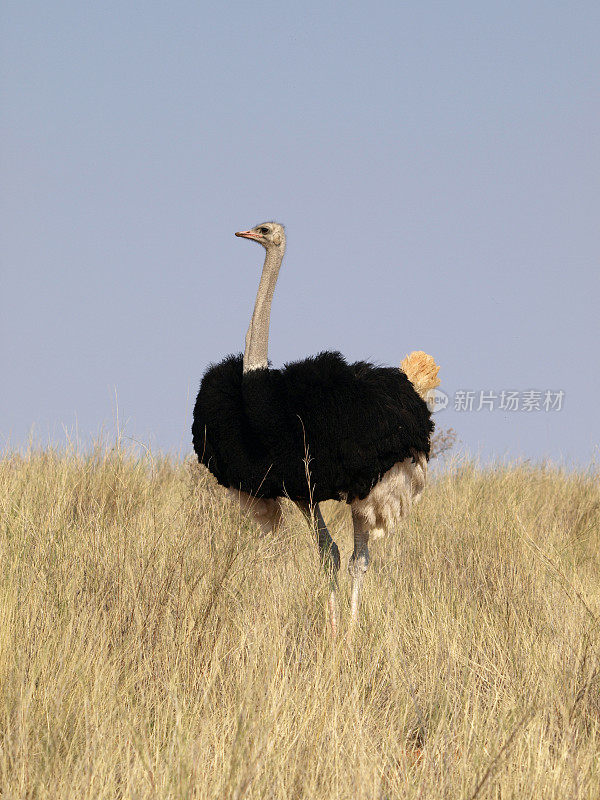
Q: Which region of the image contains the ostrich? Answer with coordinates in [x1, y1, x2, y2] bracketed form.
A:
[192, 222, 440, 635]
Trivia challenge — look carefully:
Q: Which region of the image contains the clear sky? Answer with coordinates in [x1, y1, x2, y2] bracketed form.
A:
[2, 0, 599, 463]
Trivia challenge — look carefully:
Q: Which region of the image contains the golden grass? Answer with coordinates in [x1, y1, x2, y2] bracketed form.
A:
[1, 446, 599, 799]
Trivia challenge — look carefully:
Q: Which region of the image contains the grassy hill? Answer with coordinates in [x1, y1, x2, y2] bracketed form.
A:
[1, 448, 599, 798]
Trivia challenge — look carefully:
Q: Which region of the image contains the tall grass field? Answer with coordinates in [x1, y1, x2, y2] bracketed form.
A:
[1, 446, 599, 798]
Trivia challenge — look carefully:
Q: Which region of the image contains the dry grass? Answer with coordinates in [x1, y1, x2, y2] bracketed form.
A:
[1, 445, 599, 799]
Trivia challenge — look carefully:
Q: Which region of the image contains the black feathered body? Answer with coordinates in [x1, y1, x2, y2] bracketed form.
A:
[192, 351, 434, 504]
[192, 352, 433, 502]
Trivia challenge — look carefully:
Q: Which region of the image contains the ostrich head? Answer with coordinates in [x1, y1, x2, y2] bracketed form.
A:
[235, 222, 285, 250]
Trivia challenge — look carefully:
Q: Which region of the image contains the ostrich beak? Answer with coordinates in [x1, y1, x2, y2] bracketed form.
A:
[235, 230, 259, 240]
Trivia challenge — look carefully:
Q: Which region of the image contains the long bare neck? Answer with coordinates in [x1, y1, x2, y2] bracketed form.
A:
[243, 244, 284, 373]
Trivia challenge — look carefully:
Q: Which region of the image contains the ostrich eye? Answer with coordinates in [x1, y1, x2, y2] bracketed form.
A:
[259, 227, 269, 235]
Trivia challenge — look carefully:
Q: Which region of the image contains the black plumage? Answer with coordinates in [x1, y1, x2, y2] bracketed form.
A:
[192, 350, 434, 504]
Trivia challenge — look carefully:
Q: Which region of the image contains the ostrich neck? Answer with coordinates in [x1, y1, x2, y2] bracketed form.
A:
[243, 245, 284, 373]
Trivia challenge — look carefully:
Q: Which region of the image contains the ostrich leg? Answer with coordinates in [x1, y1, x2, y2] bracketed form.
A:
[348, 510, 370, 629]
[296, 501, 340, 636]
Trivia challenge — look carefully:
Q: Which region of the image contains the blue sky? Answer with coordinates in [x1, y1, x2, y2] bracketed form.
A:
[1, 0, 599, 463]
